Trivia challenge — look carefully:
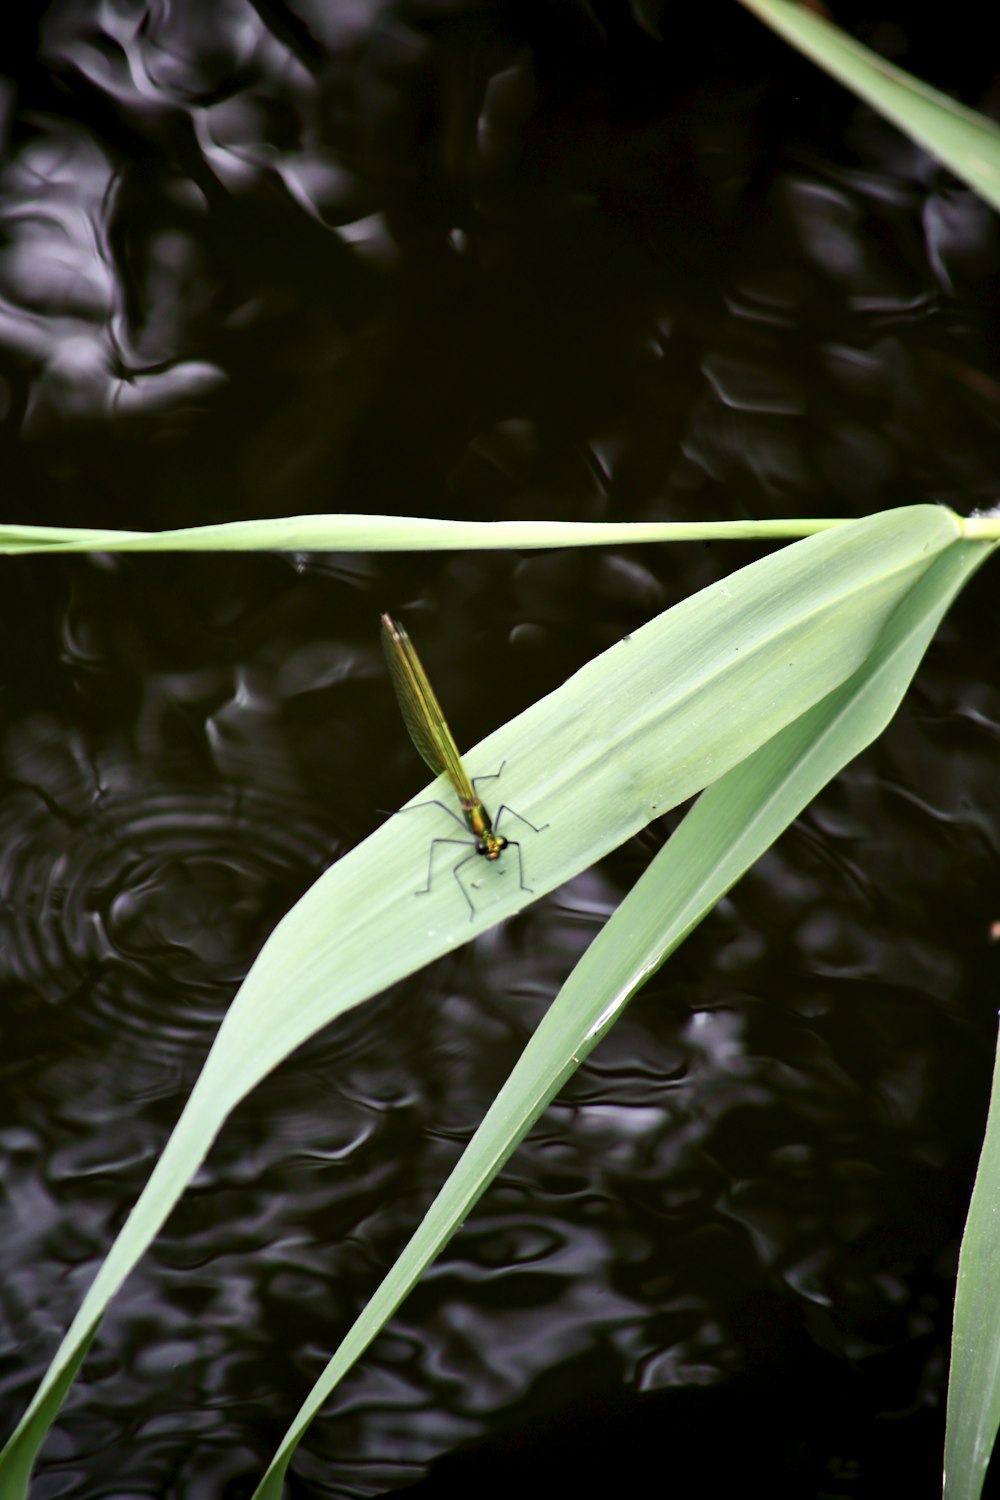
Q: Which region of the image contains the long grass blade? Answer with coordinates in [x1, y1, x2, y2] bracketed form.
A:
[0, 506, 967, 1493]
[946, 1024, 1000, 1499]
[246, 537, 992, 1495]
[0, 514, 847, 554]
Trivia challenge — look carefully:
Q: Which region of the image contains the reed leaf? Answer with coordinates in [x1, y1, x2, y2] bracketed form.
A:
[0, 505, 969, 1493]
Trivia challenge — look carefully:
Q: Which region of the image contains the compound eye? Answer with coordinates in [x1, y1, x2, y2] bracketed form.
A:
[475, 840, 489, 856]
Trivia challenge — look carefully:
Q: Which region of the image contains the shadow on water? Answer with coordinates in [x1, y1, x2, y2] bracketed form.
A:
[2, 2, 1000, 1496]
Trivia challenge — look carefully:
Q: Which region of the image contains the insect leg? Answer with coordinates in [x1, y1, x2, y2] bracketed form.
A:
[493, 804, 549, 835]
[398, 798, 470, 834]
[450, 850, 480, 921]
[499, 838, 534, 896]
[471, 761, 507, 794]
[418, 837, 475, 896]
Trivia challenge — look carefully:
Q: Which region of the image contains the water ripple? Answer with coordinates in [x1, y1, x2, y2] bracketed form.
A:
[0, 727, 336, 1045]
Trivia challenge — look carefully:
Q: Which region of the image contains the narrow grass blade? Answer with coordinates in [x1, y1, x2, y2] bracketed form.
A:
[739, 0, 1000, 211]
[946, 1024, 1000, 1500]
[0, 513, 846, 553]
[248, 537, 992, 1497]
[0, 506, 965, 1493]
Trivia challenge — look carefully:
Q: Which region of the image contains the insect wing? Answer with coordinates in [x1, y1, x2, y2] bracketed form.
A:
[380, 614, 476, 804]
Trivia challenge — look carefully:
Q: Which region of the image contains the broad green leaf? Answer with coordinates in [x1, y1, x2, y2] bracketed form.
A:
[250, 535, 993, 1496]
[947, 1024, 1000, 1500]
[0, 505, 963, 1492]
[739, 0, 1000, 212]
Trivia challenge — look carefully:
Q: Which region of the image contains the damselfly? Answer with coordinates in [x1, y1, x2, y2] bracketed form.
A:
[381, 612, 546, 918]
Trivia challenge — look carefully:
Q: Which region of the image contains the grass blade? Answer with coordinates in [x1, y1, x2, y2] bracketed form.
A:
[249, 536, 993, 1496]
[0, 505, 965, 1492]
[946, 1024, 1000, 1499]
[0, 513, 847, 553]
[739, 0, 1000, 211]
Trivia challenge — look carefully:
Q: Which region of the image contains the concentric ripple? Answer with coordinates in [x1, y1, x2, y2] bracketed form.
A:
[0, 749, 338, 1046]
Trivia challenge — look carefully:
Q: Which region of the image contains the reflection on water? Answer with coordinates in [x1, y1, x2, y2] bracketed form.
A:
[2, 2, 1000, 1497]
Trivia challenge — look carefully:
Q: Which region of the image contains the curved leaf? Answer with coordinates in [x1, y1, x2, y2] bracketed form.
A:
[0, 505, 962, 1493]
[739, 0, 1000, 211]
[252, 536, 993, 1495]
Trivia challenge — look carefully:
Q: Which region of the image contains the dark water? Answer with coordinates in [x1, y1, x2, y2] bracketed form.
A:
[2, 3, 1000, 1497]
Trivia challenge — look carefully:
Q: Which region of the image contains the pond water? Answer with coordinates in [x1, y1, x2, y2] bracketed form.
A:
[2, 3, 1000, 1497]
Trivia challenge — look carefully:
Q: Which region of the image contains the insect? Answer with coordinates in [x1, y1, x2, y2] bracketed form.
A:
[380, 612, 546, 919]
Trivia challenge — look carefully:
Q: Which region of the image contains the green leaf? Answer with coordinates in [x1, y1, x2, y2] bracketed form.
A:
[0, 505, 964, 1493]
[0, 512, 845, 553]
[249, 534, 993, 1497]
[947, 1023, 1000, 1499]
[738, 0, 1000, 212]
